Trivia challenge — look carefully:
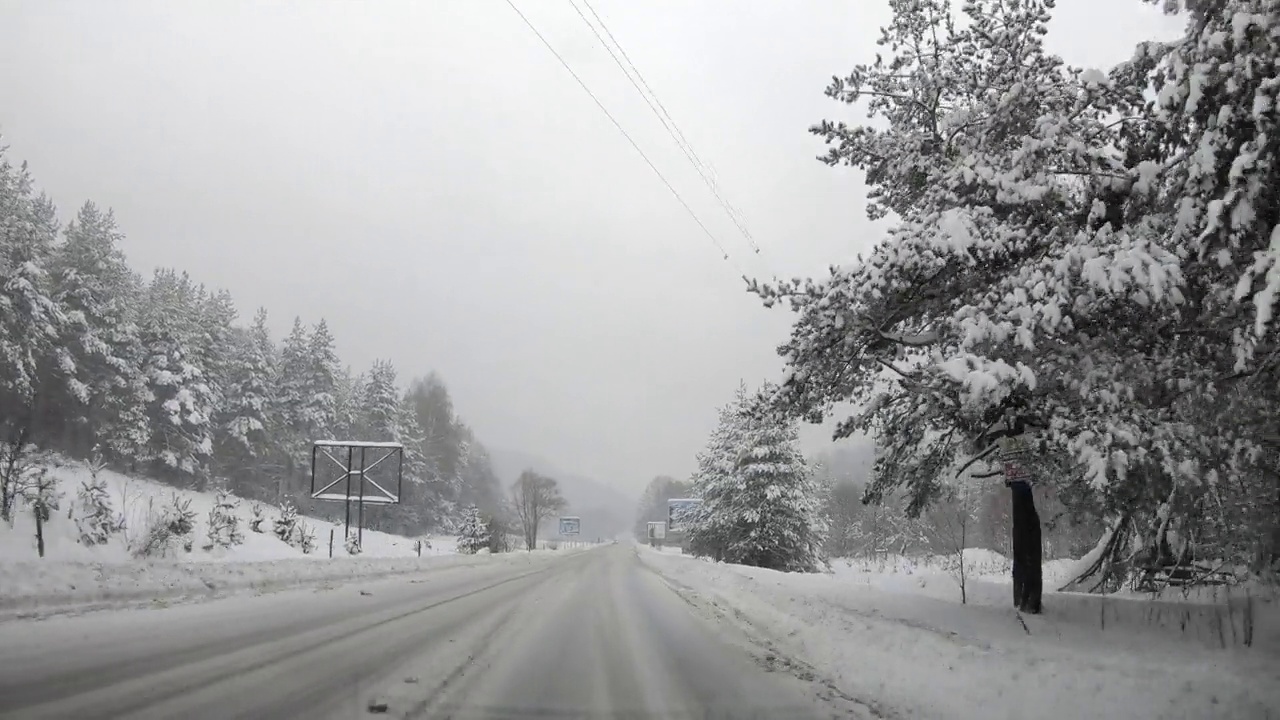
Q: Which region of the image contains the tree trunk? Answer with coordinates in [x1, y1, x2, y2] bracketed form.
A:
[1, 429, 26, 524]
[1010, 481, 1042, 614]
[35, 504, 45, 558]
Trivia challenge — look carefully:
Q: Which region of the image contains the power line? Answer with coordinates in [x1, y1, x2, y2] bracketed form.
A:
[579, 0, 714, 185]
[501, 0, 734, 264]
[575, 0, 760, 254]
[569, 2, 701, 182]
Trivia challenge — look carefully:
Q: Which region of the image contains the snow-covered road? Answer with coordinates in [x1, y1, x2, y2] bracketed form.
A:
[0, 543, 860, 719]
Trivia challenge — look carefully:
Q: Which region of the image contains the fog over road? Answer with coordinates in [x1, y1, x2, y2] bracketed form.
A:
[0, 544, 866, 719]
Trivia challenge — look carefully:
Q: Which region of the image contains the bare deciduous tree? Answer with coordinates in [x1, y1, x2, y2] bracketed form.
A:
[927, 481, 981, 605]
[511, 469, 565, 551]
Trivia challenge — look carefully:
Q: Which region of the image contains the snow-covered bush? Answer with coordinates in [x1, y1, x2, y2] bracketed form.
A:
[133, 493, 197, 558]
[455, 505, 488, 554]
[345, 531, 361, 555]
[482, 511, 515, 554]
[134, 518, 171, 558]
[203, 488, 244, 550]
[488, 526, 513, 554]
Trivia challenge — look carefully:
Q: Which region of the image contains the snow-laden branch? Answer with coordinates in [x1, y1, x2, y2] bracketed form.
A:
[878, 329, 939, 346]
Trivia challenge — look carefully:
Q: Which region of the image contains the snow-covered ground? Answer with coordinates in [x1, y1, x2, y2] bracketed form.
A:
[640, 545, 1280, 720]
[0, 458, 456, 564]
[0, 458, 569, 617]
[826, 548, 1076, 602]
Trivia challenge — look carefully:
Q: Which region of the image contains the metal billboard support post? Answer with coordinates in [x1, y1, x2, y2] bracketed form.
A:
[357, 446, 366, 548]
[344, 445, 354, 542]
[309, 441, 405, 555]
[309, 443, 318, 505]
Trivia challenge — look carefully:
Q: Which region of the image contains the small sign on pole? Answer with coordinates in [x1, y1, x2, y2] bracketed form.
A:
[998, 432, 1034, 485]
[558, 516, 581, 536]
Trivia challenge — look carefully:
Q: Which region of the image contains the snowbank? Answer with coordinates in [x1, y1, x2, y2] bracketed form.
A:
[0, 546, 584, 619]
[639, 545, 1280, 720]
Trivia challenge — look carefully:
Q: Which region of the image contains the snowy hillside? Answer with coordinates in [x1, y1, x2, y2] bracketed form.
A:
[0, 457, 602, 619]
[0, 457, 455, 564]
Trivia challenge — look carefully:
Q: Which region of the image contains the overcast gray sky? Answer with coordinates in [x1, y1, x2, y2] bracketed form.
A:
[0, 1, 1182, 495]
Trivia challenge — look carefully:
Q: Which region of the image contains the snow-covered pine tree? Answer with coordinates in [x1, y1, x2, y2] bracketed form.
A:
[75, 472, 119, 546]
[302, 319, 340, 440]
[184, 288, 237, 493]
[734, 392, 826, 572]
[274, 500, 299, 545]
[48, 201, 149, 460]
[1149, 1, 1280, 349]
[747, 0, 1250, 602]
[297, 520, 316, 554]
[399, 393, 442, 528]
[22, 464, 61, 558]
[249, 501, 266, 533]
[250, 308, 290, 500]
[331, 366, 360, 441]
[194, 289, 237, 402]
[0, 150, 69, 522]
[277, 317, 309, 434]
[267, 318, 341, 499]
[361, 360, 401, 441]
[688, 383, 751, 561]
[274, 317, 311, 495]
[456, 505, 488, 554]
[167, 493, 197, 552]
[354, 360, 395, 522]
[1132, 0, 1280, 574]
[138, 322, 216, 478]
[218, 308, 277, 461]
[204, 487, 244, 549]
[456, 428, 500, 512]
[407, 374, 465, 499]
[137, 271, 216, 480]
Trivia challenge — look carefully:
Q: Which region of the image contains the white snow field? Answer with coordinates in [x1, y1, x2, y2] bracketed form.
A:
[639, 545, 1280, 720]
[0, 458, 534, 617]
